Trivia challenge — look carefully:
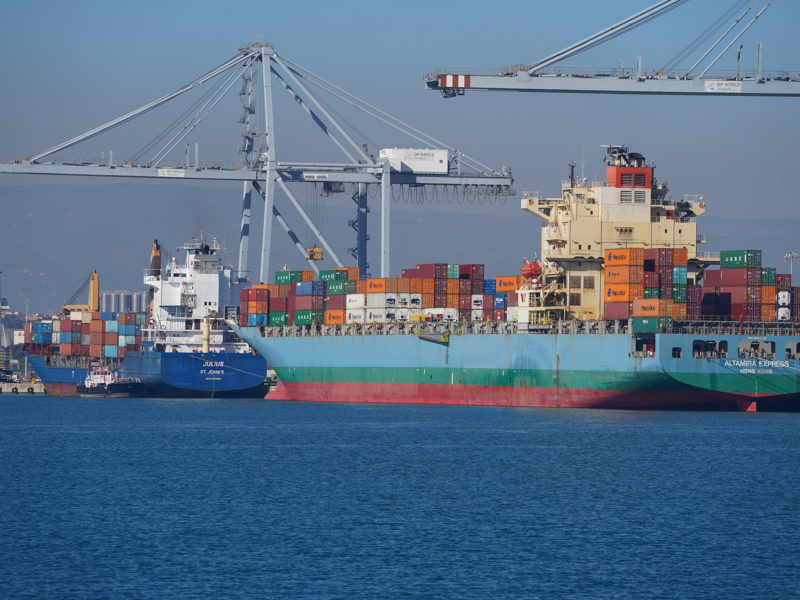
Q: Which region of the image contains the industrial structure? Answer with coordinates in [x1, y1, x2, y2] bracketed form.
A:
[425, 0, 800, 98]
[0, 44, 512, 283]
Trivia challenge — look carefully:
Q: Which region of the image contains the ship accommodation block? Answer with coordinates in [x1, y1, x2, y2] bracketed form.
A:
[523, 155, 705, 319]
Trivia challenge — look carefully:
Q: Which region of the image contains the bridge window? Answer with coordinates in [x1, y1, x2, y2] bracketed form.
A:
[583, 276, 594, 290]
[672, 347, 682, 358]
[693, 339, 717, 358]
[569, 293, 581, 306]
[634, 173, 646, 186]
[620, 190, 632, 203]
[738, 340, 775, 359]
[634, 190, 646, 203]
[621, 173, 633, 187]
[718, 340, 728, 358]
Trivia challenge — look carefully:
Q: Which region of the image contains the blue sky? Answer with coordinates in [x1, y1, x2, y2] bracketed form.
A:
[2, 1, 799, 313]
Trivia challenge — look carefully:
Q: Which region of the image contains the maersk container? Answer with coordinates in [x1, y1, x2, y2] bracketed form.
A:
[104, 345, 118, 358]
[255, 314, 268, 326]
[100, 312, 114, 321]
[346, 294, 366, 309]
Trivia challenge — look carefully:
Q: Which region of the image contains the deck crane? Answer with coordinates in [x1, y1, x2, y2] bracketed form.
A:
[425, 0, 800, 98]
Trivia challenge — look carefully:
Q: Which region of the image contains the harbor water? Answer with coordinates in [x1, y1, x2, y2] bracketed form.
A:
[1, 395, 798, 599]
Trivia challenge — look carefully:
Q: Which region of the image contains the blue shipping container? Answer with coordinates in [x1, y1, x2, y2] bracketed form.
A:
[136, 313, 146, 325]
[105, 320, 119, 333]
[104, 345, 118, 358]
[256, 314, 269, 326]
[494, 295, 507, 308]
[61, 332, 73, 343]
[484, 280, 497, 295]
[101, 312, 115, 321]
[295, 281, 326, 296]
[248, 313, 258, 326]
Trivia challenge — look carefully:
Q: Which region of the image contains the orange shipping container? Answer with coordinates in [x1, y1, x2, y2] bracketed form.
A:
[366, 278, 386, 293]
[496, 276, 518, 292]
[421, 292, 434, 309]
[408, 278, 423, 294]
[671, 302, 687, 320]
[604, 284, 644, 303]
[605, 266, 644, 285]
[632, 299, 662, 317]
[251, 284, 269, 289]
[446, 293, 459, 309]
[324, 310, 345, 325]
[605, 247, 644, 267]
[673, 248, 688, 266]
[397, 278, 411, 294]
[356, 280, 367, 294]
[301, 271, 314, 282]
[761, 304, 775, 321]
[247, 301, 258, 314]
[762, 286, 776, 304]
[421, 278, 434, 294]
[446, 279, 460, 294]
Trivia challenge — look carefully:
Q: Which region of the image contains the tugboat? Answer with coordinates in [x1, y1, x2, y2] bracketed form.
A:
[77, 368, 144, 398]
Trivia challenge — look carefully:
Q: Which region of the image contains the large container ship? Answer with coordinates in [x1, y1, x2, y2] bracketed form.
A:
[25, 236, 270, 397]
[232, 146, 800, 411]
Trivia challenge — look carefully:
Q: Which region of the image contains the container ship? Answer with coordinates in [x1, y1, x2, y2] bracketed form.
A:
[25, 235, 271, 397]
[232, 146, 800, 411]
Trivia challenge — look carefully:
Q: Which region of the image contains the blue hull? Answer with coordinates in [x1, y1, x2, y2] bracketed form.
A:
[27, 351, 269, 398]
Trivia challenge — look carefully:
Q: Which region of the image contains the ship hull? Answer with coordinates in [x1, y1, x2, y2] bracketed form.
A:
[27, 351, 270, 398]
[235, 326, 800, 412]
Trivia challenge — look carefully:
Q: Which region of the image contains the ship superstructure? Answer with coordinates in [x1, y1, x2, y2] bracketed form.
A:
[522, 146, 710, 320]
[143, 235, 253, 354]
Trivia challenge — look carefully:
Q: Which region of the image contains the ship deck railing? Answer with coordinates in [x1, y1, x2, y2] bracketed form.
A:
[248, 319, 800, 339]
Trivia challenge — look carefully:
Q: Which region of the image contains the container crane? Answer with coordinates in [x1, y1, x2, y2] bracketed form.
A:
[425, 0, 800, 98]
[63, 270, 100, 315]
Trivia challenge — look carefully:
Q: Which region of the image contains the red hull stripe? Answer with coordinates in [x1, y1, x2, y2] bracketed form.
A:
[267, 382, 753, 411]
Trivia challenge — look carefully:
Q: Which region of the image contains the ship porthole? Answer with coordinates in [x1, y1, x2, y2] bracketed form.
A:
[11, 387, 18, 394]
[27, 387, 34, 394]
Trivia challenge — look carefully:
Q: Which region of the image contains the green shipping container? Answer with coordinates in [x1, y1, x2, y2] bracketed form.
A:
[761, 267, 776, 286]
[319, 270, 347, 282]
[632, 317, 673, 333]
[447, 264, 460, 279]
[294, 309, 323, 325]
[720, 249, 762, 269]
[644, 287, 660, 299]
[672, 284, 687, 303]
[275, 270, 303, 284]
[325, 280, 357, 295]
[269, 312, 288, 326]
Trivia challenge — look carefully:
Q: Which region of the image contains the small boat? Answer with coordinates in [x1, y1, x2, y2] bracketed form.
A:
[77, 368, 143, 398]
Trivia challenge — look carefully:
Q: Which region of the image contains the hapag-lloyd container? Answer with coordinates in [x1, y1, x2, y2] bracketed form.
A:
[346, 294, 366, 309]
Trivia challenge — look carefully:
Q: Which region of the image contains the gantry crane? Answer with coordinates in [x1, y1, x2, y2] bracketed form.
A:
[425, 0, 800, 98]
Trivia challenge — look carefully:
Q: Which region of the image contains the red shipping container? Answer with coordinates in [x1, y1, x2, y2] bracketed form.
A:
[417, 263, 448, 279]
[433, 293, 446, 308]
[719, 286, 748, 304]
[483, 295, 494, 309]
[89, 344, 103, 357]
[506, 292, 518, 307]
[643, 271, 659, 287]
[703, 270, 722, 287]
[471, 279, 484, 295]
[458, 308, 471, 321]
[326, 295, 345, 310]
[104, 332, 118, 346]
[458, 279, 472, 295]
[720, 268, 747, 286]
[434, 279, 448, 295]
[288, 296, 297, 312]
[492, 308, 506, 322]
[90, 331, 103, 345]
[295, 296, 312, 311]
[239, 313, 247, 327]
[776, 274, 792, 289]
[401, 268, 418, 279]
[458, 295, 471, 310]
[604, 301, 630, 320]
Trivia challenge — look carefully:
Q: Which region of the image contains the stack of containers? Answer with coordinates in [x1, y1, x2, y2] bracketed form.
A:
[603, 248, 644, 320]
[793, 286, 800, 322]
[25, 312, 145, 358]
[761, 267, 776, 321]
[460, 264, 485, 321]
[719, 249, 762, 321]
[293, 281, 325, 324]
[776, 273, 792, 322]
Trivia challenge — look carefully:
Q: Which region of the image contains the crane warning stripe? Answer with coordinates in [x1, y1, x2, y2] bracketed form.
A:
[439, 74, 471, 88]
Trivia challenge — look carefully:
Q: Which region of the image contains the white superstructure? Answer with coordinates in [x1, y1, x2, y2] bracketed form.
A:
[142, 235, 252, 354]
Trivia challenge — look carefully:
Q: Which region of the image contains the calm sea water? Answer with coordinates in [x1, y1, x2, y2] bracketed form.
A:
[1, 395, 798, 599]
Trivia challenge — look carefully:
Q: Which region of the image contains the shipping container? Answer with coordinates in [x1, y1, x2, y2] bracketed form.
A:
[319, 269, 347, 282]
[632, 317, 672, 333]
[483, 279, 497, 295]
[324, 310, 345, 325]
[605, 248, 644, 267]
[720, 249, 761, 269]
[269, 312, 288, 326]
[275, 270, 303, 284]
[496, 276, 519, 292]
[346, 294, 366, 309]
[603, 301, 630, 320]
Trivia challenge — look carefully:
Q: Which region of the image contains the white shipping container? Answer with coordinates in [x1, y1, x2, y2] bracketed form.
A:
[378, 148, 449, 174]
[443, 308, 458, 322]
[52, 332, 60, 344]
[14, 330, 25, 344]
[366, 293, 386, 308]
[506, 307, 519, 322]
[396, 308, 411, 322]
[777, 307, 791, 321]
[471, 295, 483, 309]
[777, 290, 791, 306]
[81, 334, 91, 345]
[366, 309, 388, 323]
[346, 309, 365, 324]
[384, 293, 398, 307]
[409, 293, 422, 307]
[424, 308, 445, 320]
[471, 309, 484, 321]
[82, 312, 92, 324]
[346, 294, 366, 309]
[69, 311, 82, 321]
[397, 293, 410, 307]
[52, 320, 61, 332]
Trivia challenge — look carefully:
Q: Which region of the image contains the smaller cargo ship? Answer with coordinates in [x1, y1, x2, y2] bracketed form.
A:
[25, 235, 271, 397]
